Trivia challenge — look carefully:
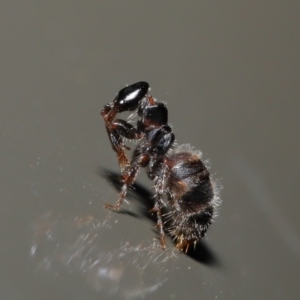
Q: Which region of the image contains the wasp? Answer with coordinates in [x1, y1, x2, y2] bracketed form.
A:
[101, 82, 220, 252]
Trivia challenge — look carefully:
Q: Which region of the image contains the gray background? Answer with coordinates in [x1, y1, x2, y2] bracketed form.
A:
[1, 1, 299, 300]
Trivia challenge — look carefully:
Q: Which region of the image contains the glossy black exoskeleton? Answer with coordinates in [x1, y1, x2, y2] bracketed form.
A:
[101, 82, 220, 252]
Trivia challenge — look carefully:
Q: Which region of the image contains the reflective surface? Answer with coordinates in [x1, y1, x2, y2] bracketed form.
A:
[1, 1, 300, 299]
[30, 211, 175, 299]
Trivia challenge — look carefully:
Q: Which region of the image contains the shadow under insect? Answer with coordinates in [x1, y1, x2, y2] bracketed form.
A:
[100, 168, 220, 267]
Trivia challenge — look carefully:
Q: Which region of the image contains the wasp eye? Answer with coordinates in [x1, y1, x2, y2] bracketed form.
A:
[114, 82, 149, 112]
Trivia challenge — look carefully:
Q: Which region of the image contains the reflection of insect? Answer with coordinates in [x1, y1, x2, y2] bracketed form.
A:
[101, 82, 220, 252]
